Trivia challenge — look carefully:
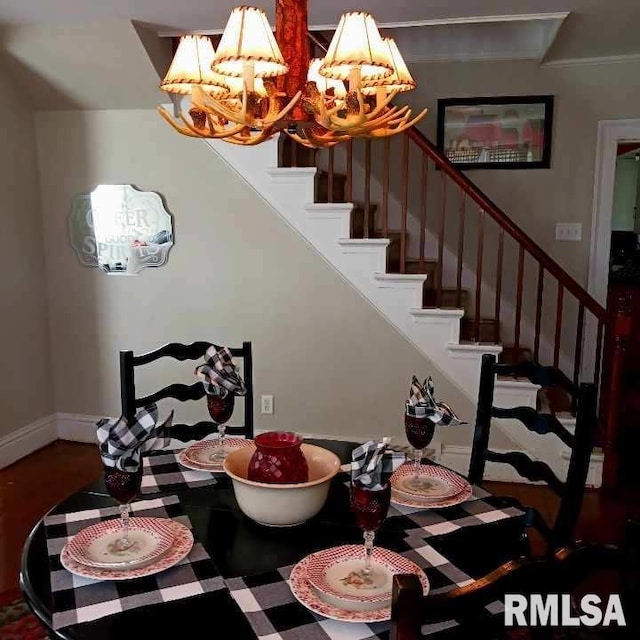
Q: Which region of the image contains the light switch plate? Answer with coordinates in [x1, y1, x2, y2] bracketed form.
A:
[555, 223, 582, 241]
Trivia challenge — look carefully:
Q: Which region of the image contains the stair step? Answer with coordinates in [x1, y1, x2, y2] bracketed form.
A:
[461, 317, 500, 343]
[316, 171, 347, 203]
[423, 288, 470, 312]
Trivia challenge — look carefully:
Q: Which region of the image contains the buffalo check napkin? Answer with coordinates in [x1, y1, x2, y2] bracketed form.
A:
[141, 448, 218, 494]
[342, 448, 406, 477]
[96, 403, 173, 472]
[195, 344, 247, 398]
[43, 495, 224, 630]
[350, 438, 392, 489]
[406, 376, 465, 425]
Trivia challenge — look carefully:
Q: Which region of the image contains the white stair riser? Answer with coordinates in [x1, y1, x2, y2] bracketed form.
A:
[338, 243, 389, 274]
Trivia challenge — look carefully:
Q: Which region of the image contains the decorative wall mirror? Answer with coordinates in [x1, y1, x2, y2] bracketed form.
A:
[68, 185, 174, 274]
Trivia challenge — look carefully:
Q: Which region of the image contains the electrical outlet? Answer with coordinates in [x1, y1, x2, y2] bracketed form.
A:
[555, 223, 582, 241]
[261, 394, 274, 415]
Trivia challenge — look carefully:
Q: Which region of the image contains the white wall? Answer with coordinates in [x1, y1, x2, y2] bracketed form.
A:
[34, 109, 478, 447]
[0, 68, 53, 438]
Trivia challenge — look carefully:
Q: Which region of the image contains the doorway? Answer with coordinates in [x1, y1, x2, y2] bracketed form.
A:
[589, 120, 640, 489]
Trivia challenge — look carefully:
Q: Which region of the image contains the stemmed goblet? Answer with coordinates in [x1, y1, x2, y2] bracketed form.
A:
[349, 481, 391, 581]
[207, 392, 235, 461]
[404, 413, 436, 491]
[103, 464, 143, 553]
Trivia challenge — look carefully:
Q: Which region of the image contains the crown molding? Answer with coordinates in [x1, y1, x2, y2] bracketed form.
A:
[158, 12, 570, 37]
[543, 53, 640, 68]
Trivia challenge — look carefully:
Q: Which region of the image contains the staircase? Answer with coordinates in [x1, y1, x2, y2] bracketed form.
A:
[204, 127, 606, 485]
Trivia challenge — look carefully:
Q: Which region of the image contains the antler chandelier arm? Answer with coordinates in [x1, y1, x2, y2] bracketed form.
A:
[193, 84, 302, 130]
[157, 105, 245, 139]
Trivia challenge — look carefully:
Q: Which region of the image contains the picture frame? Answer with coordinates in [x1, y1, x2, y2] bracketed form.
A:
[437, 95, 554, 170]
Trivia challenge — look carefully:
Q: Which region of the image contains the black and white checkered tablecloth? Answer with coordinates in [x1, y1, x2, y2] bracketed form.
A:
[226, 533, 504, 640]
[388, 485, 525, 540]
[141, 449, 218, 494]
[223, 471, 521, 640]
[43, 495, 225, 630]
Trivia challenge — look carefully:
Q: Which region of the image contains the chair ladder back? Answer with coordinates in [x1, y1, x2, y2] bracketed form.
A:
[137, 382, 207, 409]
[119, 341, 254, 439]
[120, 350, 136, 423]
[468, 353, 497, 485]
[552, 382, 598, 546]
[242, 341, 254, 439]
[132, 341, 213, 366]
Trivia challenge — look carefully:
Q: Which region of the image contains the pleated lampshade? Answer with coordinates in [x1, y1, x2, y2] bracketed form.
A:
[319, 12, 393, 81]
[212, 6, 288, 78]
[160, 35, 229, 97]
[362, 38, 416, 94]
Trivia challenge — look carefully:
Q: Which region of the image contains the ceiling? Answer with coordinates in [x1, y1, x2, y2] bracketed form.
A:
[0, 1, 638, 63]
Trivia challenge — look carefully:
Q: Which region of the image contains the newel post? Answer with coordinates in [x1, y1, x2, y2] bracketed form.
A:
[601, 293, 632, 491]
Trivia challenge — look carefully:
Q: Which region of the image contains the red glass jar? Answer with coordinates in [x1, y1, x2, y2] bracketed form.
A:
[247, 431, 309, 484]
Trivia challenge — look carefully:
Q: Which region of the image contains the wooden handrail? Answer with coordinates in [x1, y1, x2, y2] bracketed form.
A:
[406, 127, 606, 321]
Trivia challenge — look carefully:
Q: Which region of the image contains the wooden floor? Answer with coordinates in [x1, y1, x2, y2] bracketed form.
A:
[0, 441, 102, 594]
[1, 441, 639, 596]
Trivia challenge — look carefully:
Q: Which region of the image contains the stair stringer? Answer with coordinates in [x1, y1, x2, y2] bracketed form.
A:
[203, 137, 577, 480]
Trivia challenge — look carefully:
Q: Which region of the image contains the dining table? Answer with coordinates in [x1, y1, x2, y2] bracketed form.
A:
[20, 438, 527, 640]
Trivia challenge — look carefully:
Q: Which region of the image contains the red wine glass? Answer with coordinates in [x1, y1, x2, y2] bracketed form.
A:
[404, 414, 436, 491]
[104, 464, 143, 552]
[349, 481, 391, 578]
[206, 393, 235, 461]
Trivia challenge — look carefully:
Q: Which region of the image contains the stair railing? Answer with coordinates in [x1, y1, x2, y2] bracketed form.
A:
[278, 34, 616, 453]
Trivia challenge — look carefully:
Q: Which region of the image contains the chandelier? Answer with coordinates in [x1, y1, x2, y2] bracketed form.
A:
[158, 0, 426, 148]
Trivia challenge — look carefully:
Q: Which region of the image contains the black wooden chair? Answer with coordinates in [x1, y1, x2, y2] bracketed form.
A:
[468, 353, 599, 552]
[390, 518, 640, 640]
[119, 341, 253, 442]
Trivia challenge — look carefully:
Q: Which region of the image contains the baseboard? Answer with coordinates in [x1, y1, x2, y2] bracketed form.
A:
[56, 412, 103, 444]
[440, 444, 603, 488]
[0, 415, 58, 469]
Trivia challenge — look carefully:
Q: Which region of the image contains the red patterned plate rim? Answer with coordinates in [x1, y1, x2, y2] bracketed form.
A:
[390, 464, 469, 501]
[65, 516, 175, 569]
[61, 520, 194, 581]
[391, 483, 473, 509]
[179, 439, 254, 471]
[289, 552, 429, 623]
[304, 544, 427, 603]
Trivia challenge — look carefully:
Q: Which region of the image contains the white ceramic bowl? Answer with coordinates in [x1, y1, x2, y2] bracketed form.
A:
[223, 443, 341, 527]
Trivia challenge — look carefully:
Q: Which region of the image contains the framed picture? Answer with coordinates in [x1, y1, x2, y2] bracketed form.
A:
[437, 95, 554, 170]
